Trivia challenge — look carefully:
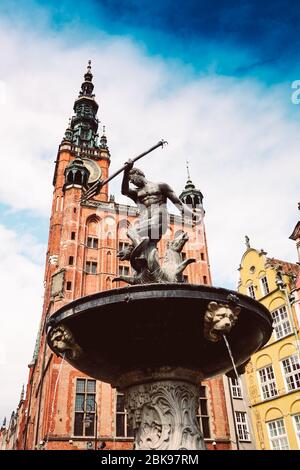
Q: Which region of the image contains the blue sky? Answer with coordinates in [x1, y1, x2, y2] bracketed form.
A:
[4, 0, 300, 83]
[0, 0, 300, 422]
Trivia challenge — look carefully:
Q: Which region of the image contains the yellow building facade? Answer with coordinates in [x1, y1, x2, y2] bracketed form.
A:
[238, 246, 300, 450]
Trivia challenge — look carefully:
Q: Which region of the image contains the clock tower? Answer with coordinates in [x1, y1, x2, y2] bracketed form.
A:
[10, 64, 231, 451]
[53, 61, 110, 204]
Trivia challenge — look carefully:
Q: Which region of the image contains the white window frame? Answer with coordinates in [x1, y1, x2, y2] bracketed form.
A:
[196, 385, 211, 439]
[230, 377, 243, 399]
[281, 354, 300, 392]
[257, 365, 278, 400]
[247, 285, 256, 299]
[235, 411, 251, 442]
[73, 378, 96, 438]
[267, 418, 289, 450]
[292, 414, 300, 449]
[85, 261, 98, 274]
[271, 305, 292, 340]
[260, 276, 269, 296]
[119, 265, 130, 277]
[115, 392, 132, 438]
[87, 236, 99, 249]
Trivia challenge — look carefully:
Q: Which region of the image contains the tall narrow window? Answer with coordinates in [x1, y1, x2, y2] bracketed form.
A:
[235, 411, 250, 441]
[271, 306, 292, 340]
[197, 386, 210, 438]
[260, 276, 269, 296]
[85, 261, 98, 274]
[66, 281, 72, 291]
[107, 251, 112, 273]
[247, 285, 256, 299]
[71, 231, 76, 240]
[74, 379, 96, 437]
[68, 256, 74, 266]
[200, 253, 205, 261]
[281, 354, 300, 391]
[258, 365, 278, 400]
[267, 419, 289, 450]
[115, 392, 133, 438]
[203, 275, 208, 285]
[230, 377, 242, 399]
[293, 414, 300, 448]
[105, 277, 112, 290]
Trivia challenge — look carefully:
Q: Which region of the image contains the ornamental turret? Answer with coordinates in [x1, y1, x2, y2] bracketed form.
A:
[64, 156, 90, 190]
[179, 161, 204, 211]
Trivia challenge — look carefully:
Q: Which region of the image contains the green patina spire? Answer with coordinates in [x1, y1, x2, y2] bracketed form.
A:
[70, 60, 99, 148]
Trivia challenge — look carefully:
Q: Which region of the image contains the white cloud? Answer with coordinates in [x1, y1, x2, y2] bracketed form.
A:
[0, 13, 299, 420]
[0, 225, 44, 421]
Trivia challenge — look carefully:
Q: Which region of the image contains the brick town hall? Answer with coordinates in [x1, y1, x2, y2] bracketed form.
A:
[2, 63, 232, 450]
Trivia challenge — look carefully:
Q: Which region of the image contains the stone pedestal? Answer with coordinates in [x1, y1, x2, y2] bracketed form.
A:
[119, 370, 205, 450]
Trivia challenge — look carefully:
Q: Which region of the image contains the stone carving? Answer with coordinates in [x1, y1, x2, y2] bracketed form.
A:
[125, 381, 205, 450]
[49, 324, 82, 359]
[49, 255, 58, 266]
[50, 269, 65, 299]
[204, 301, 241, 342]
[114, 231, 195, 284]
[112, 161, 196, 285]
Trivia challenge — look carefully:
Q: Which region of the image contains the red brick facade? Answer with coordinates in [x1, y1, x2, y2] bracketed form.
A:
[7, 67, 231, 451]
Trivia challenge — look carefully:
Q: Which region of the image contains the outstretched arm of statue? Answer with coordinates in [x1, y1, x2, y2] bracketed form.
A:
[161, 183, 195, 220]
[121, 160, 137, 202]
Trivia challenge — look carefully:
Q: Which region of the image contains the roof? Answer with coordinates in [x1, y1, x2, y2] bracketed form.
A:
[266, 257, 299, 276]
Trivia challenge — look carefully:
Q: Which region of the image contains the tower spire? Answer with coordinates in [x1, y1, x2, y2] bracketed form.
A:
[186, 159, 191, 181]
[67, 61, 99, 149]
[79, 60, 94, 98]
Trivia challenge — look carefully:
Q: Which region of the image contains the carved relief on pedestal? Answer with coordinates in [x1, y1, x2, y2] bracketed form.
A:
[204, 301, 241, 342]
[125, 381, 205, 450]
[48, 324, 82, 359]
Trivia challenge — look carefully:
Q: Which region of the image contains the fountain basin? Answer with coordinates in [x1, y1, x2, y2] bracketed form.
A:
[46, 283, 272, 386]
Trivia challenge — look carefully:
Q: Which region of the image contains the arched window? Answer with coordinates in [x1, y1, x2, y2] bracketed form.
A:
[105, 277, 112, 290]
[55, 196, 60, 212]
[74, 170, 82, 185]
[107, 251, 112, 273]
[186, 195, 193, 206]
[107, 232, 113, 247]
[86, 215, 101, 239]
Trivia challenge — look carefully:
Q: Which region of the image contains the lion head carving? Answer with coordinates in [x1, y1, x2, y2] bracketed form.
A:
[204, 301, 241, 342]
[49, 324, 82, 359]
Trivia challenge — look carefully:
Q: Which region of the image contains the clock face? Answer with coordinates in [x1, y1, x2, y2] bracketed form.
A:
[82, 158, 102, 184]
